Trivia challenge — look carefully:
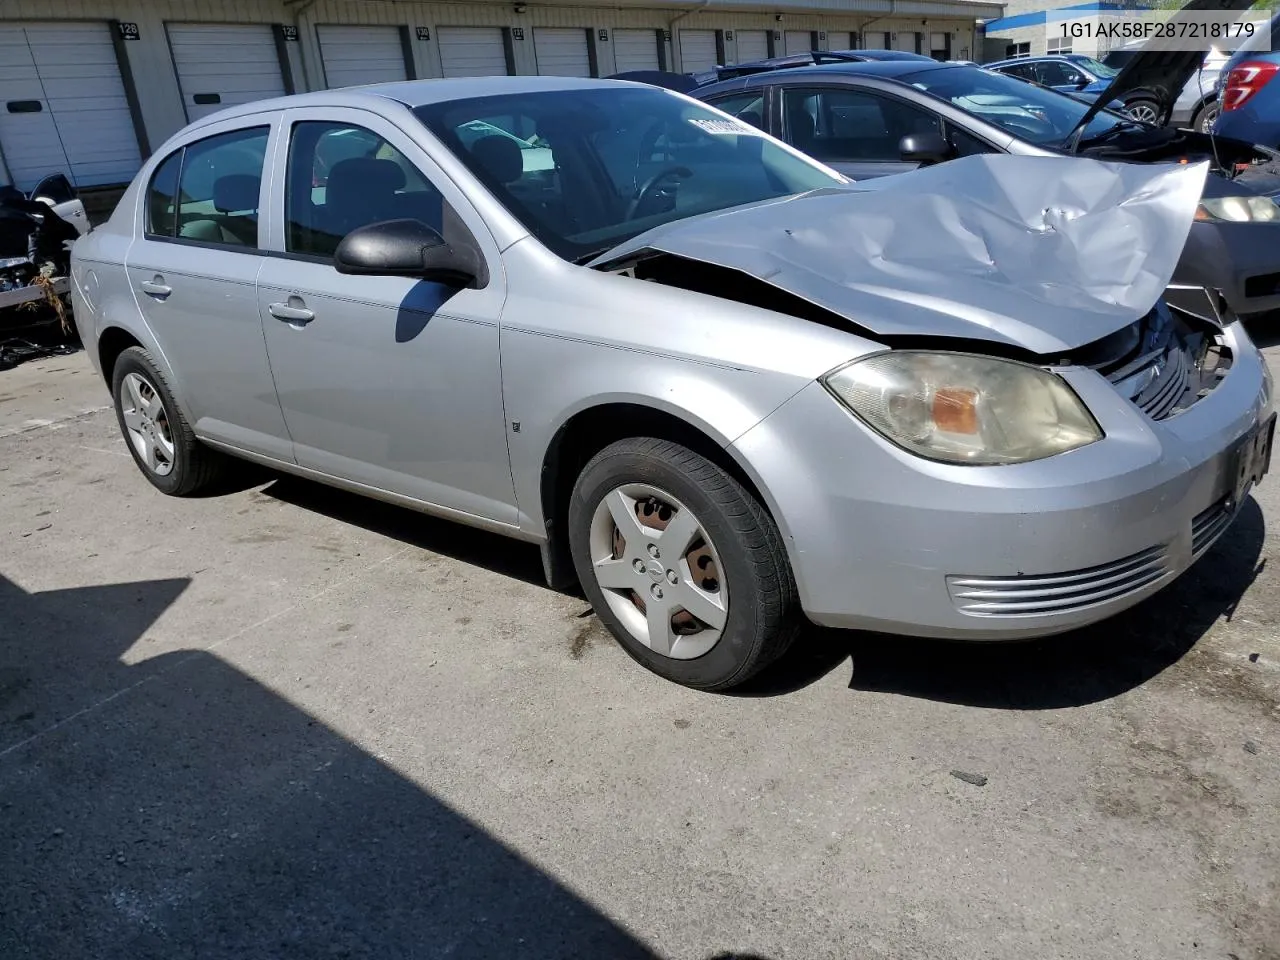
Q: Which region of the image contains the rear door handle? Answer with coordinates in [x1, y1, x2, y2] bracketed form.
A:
[268, 302, 314, 325]
[139, 279, 171, 299]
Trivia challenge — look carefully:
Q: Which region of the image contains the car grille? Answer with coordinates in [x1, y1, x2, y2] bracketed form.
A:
[946, 545, 1169, 617]
[1191, 495, 1234, 557]
[1070, 303, 1231, 422]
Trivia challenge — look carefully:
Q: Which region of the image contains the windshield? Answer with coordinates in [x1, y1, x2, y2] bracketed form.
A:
[413, 87, 843, 262]
[899, 64, 1125, 147]
[1070, 56, 1118, 79]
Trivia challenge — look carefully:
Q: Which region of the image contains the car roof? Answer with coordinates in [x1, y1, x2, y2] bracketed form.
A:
[736, 59, 957, 81]
[174, 76, 635, 132]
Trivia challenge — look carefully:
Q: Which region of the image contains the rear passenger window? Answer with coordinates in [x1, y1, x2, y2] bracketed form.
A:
[146, 151, 182, 237]
[146, 127, 269, 246]
[286, 121, 447, 258]
[174, 127, 269, 247]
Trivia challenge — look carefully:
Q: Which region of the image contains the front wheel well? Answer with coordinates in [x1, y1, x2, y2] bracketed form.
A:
[97, 327, 143, 384]
[538, 403, 772, 589]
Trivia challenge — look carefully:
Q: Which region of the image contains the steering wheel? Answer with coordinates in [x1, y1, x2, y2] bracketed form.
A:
[627, 165, 693, 220]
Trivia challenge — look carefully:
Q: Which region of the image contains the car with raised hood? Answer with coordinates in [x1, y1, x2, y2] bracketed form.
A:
[1102, 40, 1229, 132]
[687, 0, 1280, 319]
[71, 76, 1273, 691]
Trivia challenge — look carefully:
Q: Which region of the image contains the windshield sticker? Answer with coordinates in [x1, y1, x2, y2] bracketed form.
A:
[687, 118, 762, 136]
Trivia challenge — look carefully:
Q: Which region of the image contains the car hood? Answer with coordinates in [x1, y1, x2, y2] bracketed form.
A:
[1068, 0, 1256, 138]
[590, 154, 1208, 355]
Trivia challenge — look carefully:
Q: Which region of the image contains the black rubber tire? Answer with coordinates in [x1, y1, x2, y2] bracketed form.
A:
[1124, 96, 1161, 124]
[568, 437, 800, 691]
[1191, 101, 1218, 134]
[111, 346, 226, 496]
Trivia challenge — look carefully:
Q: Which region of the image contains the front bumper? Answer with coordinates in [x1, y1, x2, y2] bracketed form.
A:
[1174, 220, 1280, 317]
[730, 323, 1272, 639]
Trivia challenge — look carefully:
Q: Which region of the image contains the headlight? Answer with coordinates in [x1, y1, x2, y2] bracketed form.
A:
[822, 352, 1103, 465]
[1195, 195, 1280, 222]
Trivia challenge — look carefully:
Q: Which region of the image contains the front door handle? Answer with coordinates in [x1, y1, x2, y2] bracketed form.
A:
[268, 301, 314, 325]
[139, 278, 171, 299]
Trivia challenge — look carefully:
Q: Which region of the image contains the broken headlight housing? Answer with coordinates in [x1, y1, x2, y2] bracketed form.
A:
[822, 351, 1103, 465]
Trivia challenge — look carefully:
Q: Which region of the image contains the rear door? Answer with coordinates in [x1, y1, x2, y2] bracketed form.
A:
[123, 119, 292, 460]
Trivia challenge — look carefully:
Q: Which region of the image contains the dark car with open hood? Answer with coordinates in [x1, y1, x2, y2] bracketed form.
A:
[684, 0, 1280, 319]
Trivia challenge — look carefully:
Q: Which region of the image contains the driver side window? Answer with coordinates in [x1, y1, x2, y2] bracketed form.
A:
[285, 121, 451, 258]
[781, 87, 941, 162]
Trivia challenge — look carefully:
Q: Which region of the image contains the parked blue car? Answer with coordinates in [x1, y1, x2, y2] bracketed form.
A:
[1213, 10, 1280, 148]
[984, 55, 1153, 120]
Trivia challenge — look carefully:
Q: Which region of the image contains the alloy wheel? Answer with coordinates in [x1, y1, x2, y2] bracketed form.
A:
[1126, 101, 1159, 124]
[120, 372, 176, 477]
[588, 483, 728, 659]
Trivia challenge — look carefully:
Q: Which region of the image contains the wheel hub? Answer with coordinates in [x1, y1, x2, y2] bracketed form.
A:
[589, 483, 729, 660]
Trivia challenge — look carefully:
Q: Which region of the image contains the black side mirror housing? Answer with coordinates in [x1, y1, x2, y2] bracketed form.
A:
[898, 131, 952, 165]
[1075, 77, 1090, 90]
[334, 218, 484, 288]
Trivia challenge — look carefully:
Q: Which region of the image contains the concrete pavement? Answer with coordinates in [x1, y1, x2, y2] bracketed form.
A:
[1, 337, 1278, 959]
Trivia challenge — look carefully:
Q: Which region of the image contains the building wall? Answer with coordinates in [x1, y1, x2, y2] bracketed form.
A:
[0, 0, 998, 187]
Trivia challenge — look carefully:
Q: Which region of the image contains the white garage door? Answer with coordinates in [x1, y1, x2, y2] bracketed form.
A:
[0, 23, 140, 190]
[167, 24, 287, 122]
[317, 25, 408, 89]
[895, 31, 919, 53]
[736, 30, 769, 63]
[613, 29, 659, 73]
[437, 27, 508, 78]
[785, 31, 814, 56]
[829, 32, 857, 53]
[534, 28, 591, 77]
[679, 30, 717, 73]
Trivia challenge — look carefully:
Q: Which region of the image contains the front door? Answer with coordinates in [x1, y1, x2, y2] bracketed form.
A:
[255, 108, 517, 525]
[124, 121, 293, 460]
[779, 84, 945, 179]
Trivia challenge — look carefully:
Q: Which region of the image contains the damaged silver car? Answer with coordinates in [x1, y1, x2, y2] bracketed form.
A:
[71, 78, 1274, 691]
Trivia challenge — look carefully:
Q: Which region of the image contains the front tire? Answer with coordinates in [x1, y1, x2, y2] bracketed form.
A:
[111, 346, 225, 496]
[1125, 97, 1160, 125]
[568, 437, 799, 691]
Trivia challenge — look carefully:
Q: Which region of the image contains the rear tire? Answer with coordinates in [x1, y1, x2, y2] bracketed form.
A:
[1192, 100, 1219, 134]
[111, 346, 225, 496]
[568, 437, 800, 691]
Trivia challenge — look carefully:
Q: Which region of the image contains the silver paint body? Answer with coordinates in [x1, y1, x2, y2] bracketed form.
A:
[71, 77, 1274, 640]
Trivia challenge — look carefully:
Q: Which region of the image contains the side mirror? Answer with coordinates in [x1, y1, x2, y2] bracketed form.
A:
[1074, 77, 1090, 90]
[334, 218, 483, 288]
[898, 131, 952, 165]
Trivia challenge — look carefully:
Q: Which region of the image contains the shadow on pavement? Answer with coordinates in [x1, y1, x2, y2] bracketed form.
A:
[0, 571, 658, 958]
[1244, 313, 1280, 349]
[261, 475, 548, 587]
[251, 465, 1267, 711]
[738, 497, 1267, 708]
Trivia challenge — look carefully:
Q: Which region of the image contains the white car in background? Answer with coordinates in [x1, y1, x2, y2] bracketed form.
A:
[1102, 41, 1229, 131]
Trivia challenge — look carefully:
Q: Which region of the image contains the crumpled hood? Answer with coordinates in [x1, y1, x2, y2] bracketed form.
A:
[591, 154, 1208, 354]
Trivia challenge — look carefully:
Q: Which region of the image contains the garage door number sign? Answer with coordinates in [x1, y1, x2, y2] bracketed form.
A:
[117, 22, 140, 40]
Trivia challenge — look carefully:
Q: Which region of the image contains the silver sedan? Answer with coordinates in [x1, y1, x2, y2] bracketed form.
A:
[71, 77, 1274, 690]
